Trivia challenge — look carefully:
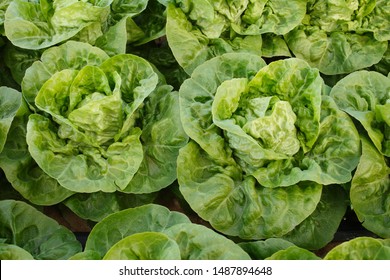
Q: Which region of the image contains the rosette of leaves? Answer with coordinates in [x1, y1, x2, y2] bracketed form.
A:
[21, 41, 187, 194]
[330, 71, 390, 238]
[164, 0, 306, 74]
[285, 0, 390, 75]
[177, 53, 361, 239]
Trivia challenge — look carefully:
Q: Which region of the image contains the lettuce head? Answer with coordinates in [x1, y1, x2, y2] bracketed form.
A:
[177, 53, 361, 239]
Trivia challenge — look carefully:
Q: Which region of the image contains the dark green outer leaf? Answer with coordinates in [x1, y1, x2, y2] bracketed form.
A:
[122, 86, 188, 194]
[239, 238, 295, 260]
[3, 43, 41, 85]
[282, 185, 348, 250]
[330, 70, 390, 157]
[84, 204, 191, 258]
[63, 191, 157, 222]
[0, 243, 34, 260]
[350, 136, 390, 238]
[0, 200, 82, 259]
[0, 86, 22, 153]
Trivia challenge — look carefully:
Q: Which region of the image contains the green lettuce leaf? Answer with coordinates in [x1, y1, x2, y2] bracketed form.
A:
[330, 70, 390, 156]
[63, 191, 157, 222]
[230, 0, 307, 36]
[324, 237, 390, 260]
[22, 41, 185, 194]
[122, 86, 188, 194]
[2, 43, 42, 85]
[68, 250, 101, 260]
[95, 16, 144, 56]
[350, 136, 390, 238]
[282, 185, 348, 250]
[103, 232, 181, 260]
[373, 43, 390, 76]
[261, 33, 291, 58]
[0, 199, 82, 259]
[95, 0, 167, 56]
[0, 243, 35, 260]
[239, 238, 296, 260]
[131, 0, 167, 45]
[266, 246, 321, 260]
[129, 39, 190, 90]
[163, 223, 251, 260]
[84, 204, 191, 258]
[0, 86, 22, 153]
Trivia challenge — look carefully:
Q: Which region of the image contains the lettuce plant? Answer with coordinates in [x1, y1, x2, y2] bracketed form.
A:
[285, 0, 390, 75]
[177, 53, 361, 239]
[19, 41, 188, 194]
[165, 0, 306, 74]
